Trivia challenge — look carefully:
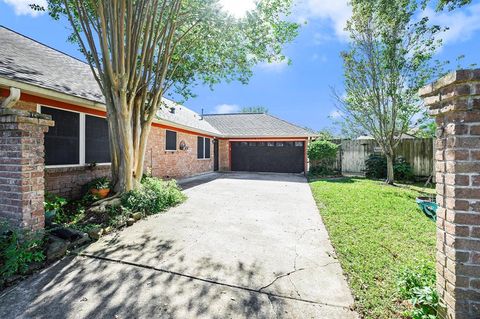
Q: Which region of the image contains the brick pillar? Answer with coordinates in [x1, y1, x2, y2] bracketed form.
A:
[0, 108, 54, 230]
[419, 69, 480, 318]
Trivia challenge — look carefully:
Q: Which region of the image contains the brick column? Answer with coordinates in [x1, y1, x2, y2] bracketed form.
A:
[0, 108, 54, 230]
[419, 69, 480, 318]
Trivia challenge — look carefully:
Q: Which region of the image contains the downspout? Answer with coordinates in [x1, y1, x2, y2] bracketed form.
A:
[1, 87, 21, 109]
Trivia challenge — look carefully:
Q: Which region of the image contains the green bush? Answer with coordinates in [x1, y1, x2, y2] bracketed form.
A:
[397, 264, 440, 319]
[121, 177, 186, 215]
[0, 220, 45, 283]
[365, 154, 415, 181]
[307, 139, 339, 162]
[44, 193, 68, 224]
[309, 165, 336, 177]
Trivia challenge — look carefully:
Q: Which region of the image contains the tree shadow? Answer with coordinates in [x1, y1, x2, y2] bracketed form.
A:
[0, 232, 286, 319]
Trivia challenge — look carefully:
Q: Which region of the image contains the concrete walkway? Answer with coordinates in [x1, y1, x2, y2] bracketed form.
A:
[0, 172, 357, 319]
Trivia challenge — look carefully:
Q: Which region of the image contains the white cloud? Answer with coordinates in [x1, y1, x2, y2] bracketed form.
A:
[215, 104, 240, 114]
[2, 0, 47, 16]
[258, 59, 289, 72]
[295, 0, 351, 41]
[219, 0, 256, 18]
[423, 3, 480, 45]
[329, 110, 343, 119]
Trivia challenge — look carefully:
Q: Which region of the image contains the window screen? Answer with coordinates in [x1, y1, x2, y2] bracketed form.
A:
[166, 130, 177, 151]
[205, 138, 211, 159]
[85, 115, 111, 163]
[42, 107, 80, 165]
[197, 136, 204, 159]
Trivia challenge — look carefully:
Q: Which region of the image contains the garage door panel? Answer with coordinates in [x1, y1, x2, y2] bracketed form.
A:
[231, 141, 304, 173]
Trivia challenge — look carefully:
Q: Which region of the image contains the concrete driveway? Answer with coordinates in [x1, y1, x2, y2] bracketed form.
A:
[0, 172, 357, 319]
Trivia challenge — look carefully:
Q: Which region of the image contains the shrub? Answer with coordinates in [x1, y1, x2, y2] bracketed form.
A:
[0, 220, 45, 283]
[44, 193, 68, 224]
[397, 264, 440, 319]
[309, 165, 336, 177]
[307, 139, 339, 162]
[121, 177, 186, 215]
[365, 154, 415, 181]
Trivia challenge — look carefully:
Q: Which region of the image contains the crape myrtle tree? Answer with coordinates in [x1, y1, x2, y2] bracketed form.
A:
[37, 0, 298, 193]
[336, 0, 443, 184]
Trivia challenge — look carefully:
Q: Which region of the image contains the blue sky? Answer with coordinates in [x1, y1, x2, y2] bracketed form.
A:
[1, 0, 480, 132]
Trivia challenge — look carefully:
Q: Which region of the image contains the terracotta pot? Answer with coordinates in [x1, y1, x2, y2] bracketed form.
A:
[90, 188, 110, 199]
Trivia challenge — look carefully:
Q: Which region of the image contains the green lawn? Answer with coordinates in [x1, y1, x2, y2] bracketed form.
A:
[309, 178, 436, 318]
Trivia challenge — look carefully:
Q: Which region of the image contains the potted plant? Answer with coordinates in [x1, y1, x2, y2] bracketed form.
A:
[87, 177, 111, 199]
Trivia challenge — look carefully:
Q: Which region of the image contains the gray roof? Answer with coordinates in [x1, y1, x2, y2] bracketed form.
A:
[157, 99, 220, 135]
[0, 26, 219, 135]
[0, 26, 104, 103]
[203, 113, 312, 137]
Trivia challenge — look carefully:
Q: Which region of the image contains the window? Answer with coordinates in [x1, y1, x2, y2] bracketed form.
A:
[42, 107, 80, 165]
[197, 137, 204, 159]
[85, 115, 110, 163]
[41, 106, 111, 166]
[197, 136, 211, 159]
[165, 130, 177, 151]
[276, 142, 284, 147]
[295, 141, 304, 147]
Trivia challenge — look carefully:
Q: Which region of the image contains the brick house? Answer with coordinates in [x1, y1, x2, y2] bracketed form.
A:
[0, 26, 313, 201]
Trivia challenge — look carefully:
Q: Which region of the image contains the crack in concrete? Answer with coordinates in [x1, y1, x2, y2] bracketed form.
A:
[258, 268, 306, 292]
[76, 252, 352, 311]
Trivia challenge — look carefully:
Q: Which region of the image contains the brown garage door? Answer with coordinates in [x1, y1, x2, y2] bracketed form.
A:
[231, 141, 305, 173]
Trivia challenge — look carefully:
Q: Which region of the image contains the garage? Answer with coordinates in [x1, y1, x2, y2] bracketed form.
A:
[231, 141, 305, 173]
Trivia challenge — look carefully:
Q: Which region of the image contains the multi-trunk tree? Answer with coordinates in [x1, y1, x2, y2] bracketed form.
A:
[336, 0, 443, 184]
[39, 0, 298, 193]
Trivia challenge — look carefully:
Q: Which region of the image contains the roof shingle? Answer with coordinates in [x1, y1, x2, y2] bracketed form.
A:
[203, 113, 312, 137]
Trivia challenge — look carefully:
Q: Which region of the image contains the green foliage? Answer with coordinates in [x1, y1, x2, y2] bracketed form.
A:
[121, 177, 186, 215]
[365, 154, 415, 181]
[307, 140, 339, 162]
[85, 177, 111, 190]
[394, 157, 415, 181]
[308, 165, 336, 177]
[338, 0, 445, 182]
[397, 265, 440, 319]
[38, 0, 299, 101]
[44, 193, 68, 224]
[309, 178, 436, 318]
[0, 220, 45, 282]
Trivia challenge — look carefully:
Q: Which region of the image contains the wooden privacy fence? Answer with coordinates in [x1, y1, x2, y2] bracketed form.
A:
[317, 138, 435, 178]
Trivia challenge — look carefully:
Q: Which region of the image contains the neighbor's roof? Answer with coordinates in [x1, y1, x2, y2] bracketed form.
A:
[0, 26, 219, 135]
[203, 113, 312, 138]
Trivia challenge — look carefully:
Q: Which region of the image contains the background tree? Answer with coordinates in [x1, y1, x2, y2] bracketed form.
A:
[241, 106, 269, 113]
[336, 0, 443, 184]
[39, 0, 298, 193]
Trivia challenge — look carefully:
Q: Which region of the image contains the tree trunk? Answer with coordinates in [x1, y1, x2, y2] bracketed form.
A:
[386, 153, 395, 185]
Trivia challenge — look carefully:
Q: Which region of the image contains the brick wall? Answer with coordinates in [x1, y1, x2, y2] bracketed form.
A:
[218, 139, 230, 171]
[45, 165, 111, 199]
[145, 127, 213, 179]
[419, 69, 480, 318]
[0, 109, 53, 230]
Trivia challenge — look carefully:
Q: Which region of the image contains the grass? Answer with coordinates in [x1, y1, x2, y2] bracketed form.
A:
[309, 178, 436, 319]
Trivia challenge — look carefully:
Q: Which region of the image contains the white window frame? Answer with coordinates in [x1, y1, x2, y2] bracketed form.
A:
[197, 136, 211, 160]
[38, 105, 111, 168]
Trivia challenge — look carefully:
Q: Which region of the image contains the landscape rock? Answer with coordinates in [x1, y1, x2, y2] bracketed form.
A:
[67, 233, 91, 250]
[46, 236, 69, 261]
[88, 228, 103, 240]
[131, 212, 142, 221]
[126, 218, 135, 226]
